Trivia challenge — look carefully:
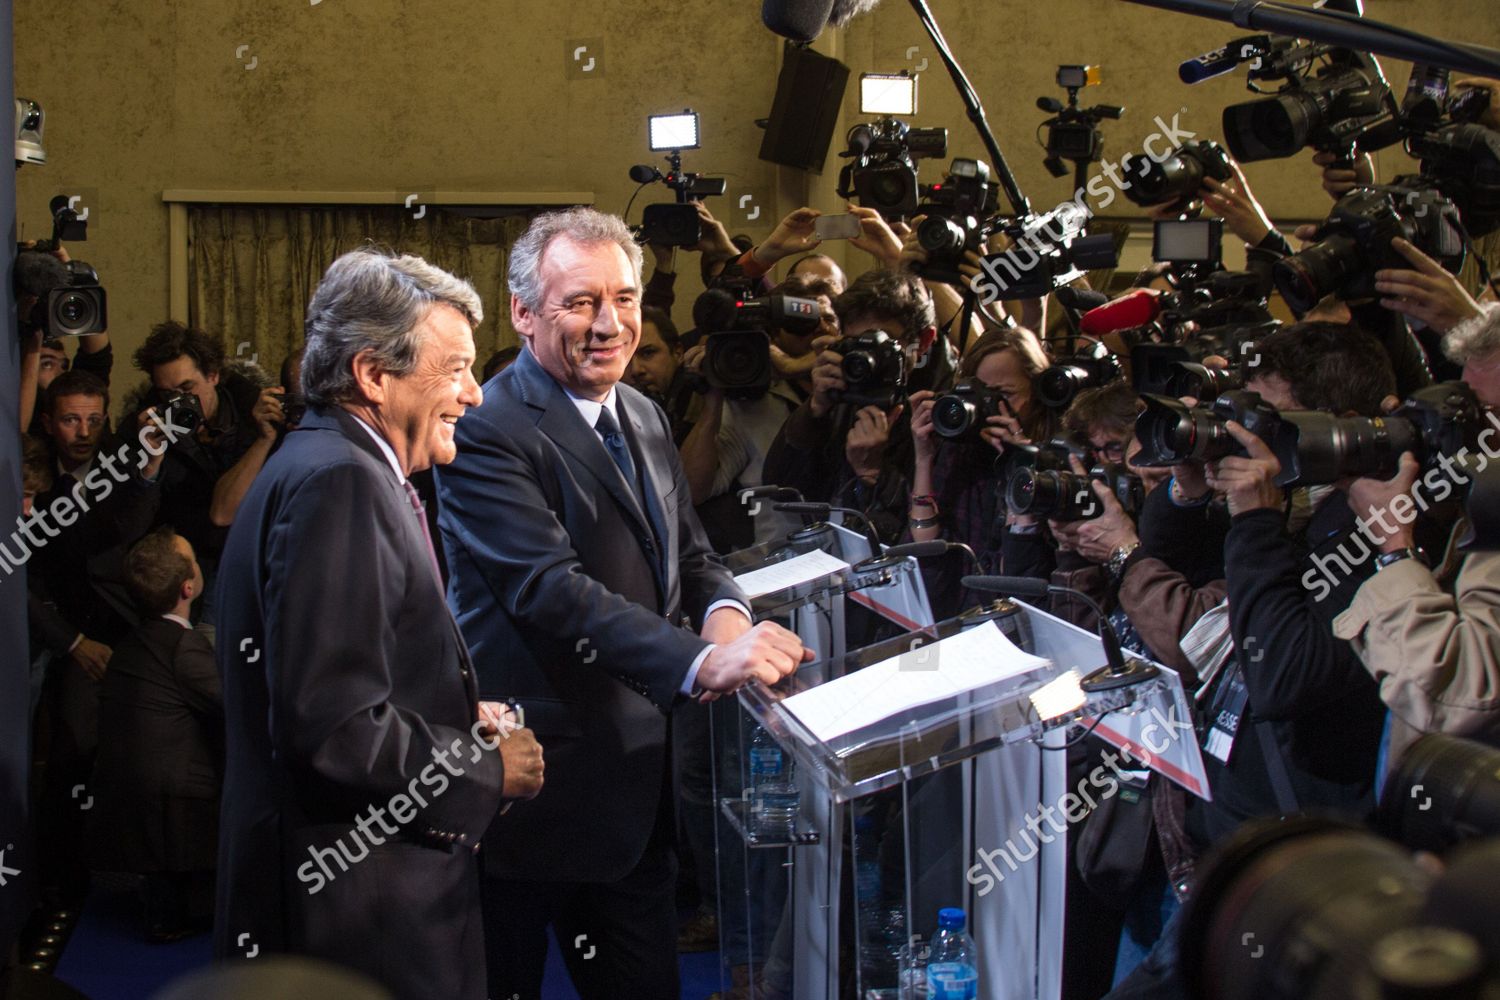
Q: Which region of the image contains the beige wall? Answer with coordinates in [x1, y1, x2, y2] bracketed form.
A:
[15, 0, 1500, 407]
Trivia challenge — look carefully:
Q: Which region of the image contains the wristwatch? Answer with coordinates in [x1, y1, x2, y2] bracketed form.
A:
[1375, 547, 1423, 571]
[1107, 541, 1140, 580]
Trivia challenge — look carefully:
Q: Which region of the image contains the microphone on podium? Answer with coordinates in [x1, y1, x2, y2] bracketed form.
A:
[960, 575, 1158, 692]
[774, 501, 882, 553]
[883, 539, 981, 574]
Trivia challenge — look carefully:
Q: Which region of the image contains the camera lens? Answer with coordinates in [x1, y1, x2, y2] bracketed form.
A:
[1036, 365, 1087, 410]
[1271, 411, 1419, 486]
[1133, 150, 1206, 205]
[53, 291, 97, 334]
[932, 394, 977, 439]
[917, 216, 967, 256]
[843, 351, 876, 384]
[1273, 233, 1364, 316]
[1224, 92, 1317, 162]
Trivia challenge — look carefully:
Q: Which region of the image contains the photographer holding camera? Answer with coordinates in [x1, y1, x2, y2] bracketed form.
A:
[1334, 306, 1500, 762]
[763, 269, 943, 543]
[17, 241, 113, 433]
[130, 322, 286, 619]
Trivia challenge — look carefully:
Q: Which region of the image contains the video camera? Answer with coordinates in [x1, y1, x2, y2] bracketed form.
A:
[16, 195, 107, 338]
[911, 157, 999, 286]
[1398, 65, 1500, 238]
[629, 110, 727, 247]
[1133, 389, 1281, 467]
[690, 290, 823, 399]
[836, 117, 948, 220]
[1198, 33, 1401, 165]
[832, 328, 906, 409]
[1036, 64, 1124, 181]
[1271, 380, 1483, 487]
[1274, 185, 1466, 316]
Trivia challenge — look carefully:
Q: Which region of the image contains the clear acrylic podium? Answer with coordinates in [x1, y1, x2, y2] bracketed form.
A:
[713, 525, 1194, 1000]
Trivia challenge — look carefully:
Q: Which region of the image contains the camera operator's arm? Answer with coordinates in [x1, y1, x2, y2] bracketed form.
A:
[1348, 299, 1433, 397]
[1375, 237, 1484, 335]
[736, 208, 822, 279]
[899, 218, 990, 344]
[209, 386, 284, 527]
[845, 403, 905, 486]
[1211, 422, 1368, 717]
[1334, 453, 1500, 742]
[643, 242, 677, 313]
[907, 390, 941, 542]
[1202, 160, 1275, 248]
[847, 204, 905, 269]
[1313, 149, 1375, 201]
[677, 345, 729, 504]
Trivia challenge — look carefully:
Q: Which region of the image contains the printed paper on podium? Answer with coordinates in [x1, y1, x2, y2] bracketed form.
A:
[779, 621, 1050, 743]
[733, 548, 851, 599]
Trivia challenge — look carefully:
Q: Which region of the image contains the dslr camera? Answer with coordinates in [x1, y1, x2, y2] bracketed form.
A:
[912, 158, 999, 287]
[1272, 380, 1482, 487]
[833, 328, 906, 409]
[1399, 64, 1500, 238]
[154, 390, 205, 438]
[930, 379, 1011, 445]
[1133, 389, 1281, 467]
[1036, 340, 1123, 410]
[836, 117, 948, 220]
[1007, 461, 1144, 522]
[1274, 185, 1465, 315]
[1123, 139, 1234, 210]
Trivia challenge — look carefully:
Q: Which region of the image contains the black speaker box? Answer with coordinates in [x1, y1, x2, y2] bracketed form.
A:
[759, 42, 850, 174]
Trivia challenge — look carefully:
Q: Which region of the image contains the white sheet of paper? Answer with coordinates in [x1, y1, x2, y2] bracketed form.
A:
[733, 549, 851, 599]
[780, 621, 1051, 743]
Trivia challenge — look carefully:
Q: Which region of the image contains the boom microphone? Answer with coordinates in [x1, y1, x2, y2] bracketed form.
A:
[1178, 35, 1271, 85]
[761, 0, 837, 42]
[1079, 288, 1163, 337]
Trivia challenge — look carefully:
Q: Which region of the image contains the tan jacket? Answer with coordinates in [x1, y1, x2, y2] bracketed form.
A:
[1332, 549, 1500, 765]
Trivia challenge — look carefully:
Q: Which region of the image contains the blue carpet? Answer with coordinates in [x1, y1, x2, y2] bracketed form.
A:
[54, 887, 726, 999]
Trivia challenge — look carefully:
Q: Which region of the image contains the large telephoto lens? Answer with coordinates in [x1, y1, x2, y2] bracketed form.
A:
[1179, 817, 1432, 1000]
[1379, 733, 1500, 853]
[1162, 362, 1242, 401]
[1270, 411, 1420, 486]
[1273, 232, 1364, 316]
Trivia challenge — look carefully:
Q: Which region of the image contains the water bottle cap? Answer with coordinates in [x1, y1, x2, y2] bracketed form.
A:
[938, 907, 966, 930]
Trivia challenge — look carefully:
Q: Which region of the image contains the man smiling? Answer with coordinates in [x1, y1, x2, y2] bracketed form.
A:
[437, 207, 811, 1000]
[214, 248, 541, 1000]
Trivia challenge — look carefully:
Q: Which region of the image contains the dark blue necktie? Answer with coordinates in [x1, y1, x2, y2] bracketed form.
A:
[595, 406, 639, 498]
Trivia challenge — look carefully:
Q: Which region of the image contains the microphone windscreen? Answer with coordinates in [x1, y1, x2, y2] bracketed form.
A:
[628, 164, 659, 184]
[1080, 288, 1162, 337]
[762, 0, 837, 42]
[15, 249, 68, 298]
[960, 575, 1051, 599]
[1055, 286, 1109, 314]
[692, 287, 739, 335]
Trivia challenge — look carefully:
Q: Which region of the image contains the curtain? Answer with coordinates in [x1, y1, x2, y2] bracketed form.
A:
[186, 205, 534, 376]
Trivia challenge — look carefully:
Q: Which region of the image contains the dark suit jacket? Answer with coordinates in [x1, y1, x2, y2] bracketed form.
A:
[92, 618, 222, 872]
[436, 346, 744, 884]
[213, 406, 503, 1000]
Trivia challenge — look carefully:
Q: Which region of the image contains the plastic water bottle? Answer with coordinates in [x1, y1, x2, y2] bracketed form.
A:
[749, 725, 799, 835]
[925, 907, 978, 1000]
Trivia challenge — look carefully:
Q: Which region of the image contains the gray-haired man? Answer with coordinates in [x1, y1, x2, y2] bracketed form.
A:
[214, 247, 543, 1000]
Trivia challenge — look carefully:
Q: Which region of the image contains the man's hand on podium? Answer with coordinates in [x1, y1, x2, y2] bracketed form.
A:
[697, 620, 813, 697]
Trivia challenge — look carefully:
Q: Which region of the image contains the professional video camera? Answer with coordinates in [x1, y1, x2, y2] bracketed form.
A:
[628, 110, 727, 247]
[836, 117, 949, 220]
[1036, 340, 1123, 410]
[1271, 380, 1482, 487]
[1186, 32, 1401, 164]
[930, 378, 1012, 444]
[1180, 734, 1500, 1000]
[16, 195, 107, 338]
[832, 328, 906, 409]
[911, 157, 999, 286]
[1122, 140, 1234, 211]
[1133, 389, 1281, 467]
[1273, 185, 1466, 315]
[1397, 65, 1500, 238]
[689, 290, 823, 399]
[972, 201, 1118, 303]
[1006, 460, 1143, 522]
[1036, 64, 1124, 183]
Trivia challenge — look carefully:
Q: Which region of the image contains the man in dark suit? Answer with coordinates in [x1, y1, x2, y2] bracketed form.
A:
[436, 207, 811, 1000]
[92, 528, 222, 942]
[213, 248, 543, 1000]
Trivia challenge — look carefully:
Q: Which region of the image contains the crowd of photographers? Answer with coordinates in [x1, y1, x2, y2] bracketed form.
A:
[11, 46, 1500, 1000]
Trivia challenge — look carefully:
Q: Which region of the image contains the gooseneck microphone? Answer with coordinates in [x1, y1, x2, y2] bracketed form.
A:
[884, 539, 982, 574]
[961, 575, 1159, 691]
[775, 501, 883, 555]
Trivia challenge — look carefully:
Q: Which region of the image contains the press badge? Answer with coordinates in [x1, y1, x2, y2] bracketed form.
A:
[1203, 668, 1251, 764]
